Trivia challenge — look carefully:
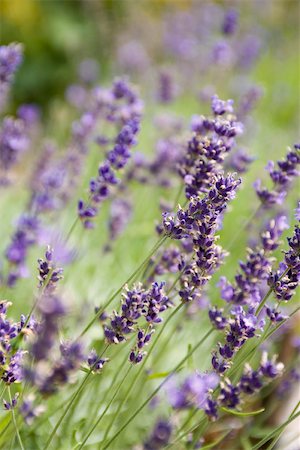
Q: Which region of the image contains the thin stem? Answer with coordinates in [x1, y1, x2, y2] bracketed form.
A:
[252, 407, 300, 450]
[102, 303, 184, 441]
[226, 204, 261, 251]
[8, 386, 24, 450]
[265, 400, 300, 450]
[78, 235, 167, 338]
[102, 328, 214, 449]
[255, 266, 289, 316]
[172, 183, 184, 209]
[81, 341, 132, 435]
[78, 365, 132, 449]
[43, 344, 110, 450]
[166, 414, 206, 448]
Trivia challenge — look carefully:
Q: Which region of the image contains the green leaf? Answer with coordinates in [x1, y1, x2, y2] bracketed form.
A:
[221, 407, 265, 416]
[147, 371, 171, 379]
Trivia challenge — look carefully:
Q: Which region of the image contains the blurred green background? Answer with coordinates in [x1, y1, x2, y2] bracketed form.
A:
[0, 2, 299, 448]
[1, 0, 299, 313]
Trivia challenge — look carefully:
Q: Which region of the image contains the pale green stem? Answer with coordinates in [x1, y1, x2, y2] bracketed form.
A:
[252, 405, 300, 450]
[43, 344, 109, 450]
[8, 386, 24, 450]
[102, 328, 214, 449]
[78, 235, 168, 338]
[78, 365, 132, 449]
[102, 303, 184, 442]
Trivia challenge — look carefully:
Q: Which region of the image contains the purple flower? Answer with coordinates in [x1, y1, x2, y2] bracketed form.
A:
[3, 393, 19, 410]
[295, 201, 300, 221]
[20, 395, 45, 424]
[144, 419, 172, 450]
[179, 95, 243, 199]
[87, 349, 108, 372]
[31, 295, 66, 362]
[218, 380, 240, 408]
[265, 306, 287, 323]
[218, 214, 287, 308]
[78, 82, 142, 228]
[260, 215, 289, 252]
[157, 70, 177, 104]
[37, 246, 63, 292]
[209, 307, 227, 330]
[17, 104, 40, 125]
[104, 282, 171, 349]
[0, 43, 23, 111]
[211, 95, 234, 116]
[238, 365, 263, 394]
[167, 372, 219, 410]
[268, 225, 300, 302]
[212, 306, 264, 374]
[259, 352, 284, 379]
[0, 43, 23, 83]
[0, 117, 29, 172]
[254, 144, 300, 208]
[222, 8, 238, 35]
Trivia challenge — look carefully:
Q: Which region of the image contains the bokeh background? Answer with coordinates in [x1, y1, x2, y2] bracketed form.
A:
[0, 2, 299, 447]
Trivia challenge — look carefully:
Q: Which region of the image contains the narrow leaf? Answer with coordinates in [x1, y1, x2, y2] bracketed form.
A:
[221, 407, 265, 416]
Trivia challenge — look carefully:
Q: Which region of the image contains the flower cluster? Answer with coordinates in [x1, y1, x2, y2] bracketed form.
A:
[144, 419, 172, 450]
[254, 144, 300, 207]
[104, 282, 171, 363]
[37, 246, 63, 292]
[166, 371, 219, 410]
[211, 306, 264, 374]
[0, 301, 36, 389]
[179, 95, 243, 198]
[268, 224, 300, 302]
[163, 173, 241, 303]
[0, 43, 23, 111]
[78, 80, 142, 228]
[0, 117, 30, 176]
[4, 214, 40, 286]
[157, 70, 177, 104]
[87, 349, 108, 372]
[218, 215, 288, 307]
[222, 8, 239, 35]
[205, 353, 284, 420]
[107, 198, 132, 244]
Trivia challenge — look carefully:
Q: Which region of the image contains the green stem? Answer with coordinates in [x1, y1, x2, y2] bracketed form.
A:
[8, 387, 24, 450]
[265, 400, 300, 450]
[252, 406, 300, 450]
[226, 205, 261, 251]
[43, 344, 109, 450]
[102, 303, 184, 442]
[102, 328, 214, 449]
[78, 365, 132, 449]
[78, 235, 167, 338]
[255, 266, 289, 316]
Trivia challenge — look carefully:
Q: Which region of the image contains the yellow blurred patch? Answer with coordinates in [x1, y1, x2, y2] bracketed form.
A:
[1, 0, 40, 27]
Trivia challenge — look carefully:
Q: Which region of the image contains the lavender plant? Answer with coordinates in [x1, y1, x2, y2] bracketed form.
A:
[0, 3, 299, 450]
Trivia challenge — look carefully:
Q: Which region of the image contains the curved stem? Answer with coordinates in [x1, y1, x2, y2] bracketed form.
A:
[8, 386, 24, 450]
[102, 303, 184, 442]
[43, 344, 109, 450]
[78, 235, 168, 338]
[78, 365, 132, 449]
[226, 204, 261, 251]
[102, 328, 214, 449]
[256, 266, 289, 316]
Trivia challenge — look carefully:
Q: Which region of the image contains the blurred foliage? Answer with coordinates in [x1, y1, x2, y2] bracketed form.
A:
[1, 0, 299, 124]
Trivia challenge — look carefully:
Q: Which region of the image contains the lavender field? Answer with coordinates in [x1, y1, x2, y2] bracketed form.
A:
[0, 1, 299, 449]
